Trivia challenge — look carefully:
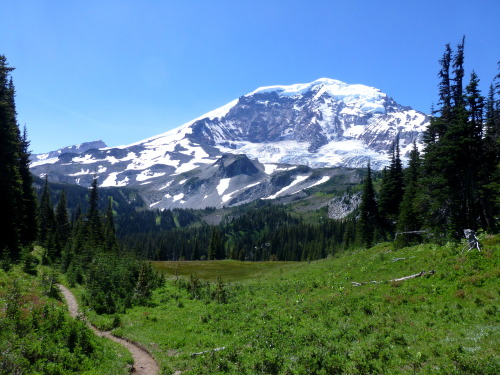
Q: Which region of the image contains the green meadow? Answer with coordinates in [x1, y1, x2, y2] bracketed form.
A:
[85, 235, 499, 374]
[151, 260, 300, 282]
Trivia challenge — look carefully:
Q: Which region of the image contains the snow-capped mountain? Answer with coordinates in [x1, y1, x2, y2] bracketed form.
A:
[30, 78, 429, 209]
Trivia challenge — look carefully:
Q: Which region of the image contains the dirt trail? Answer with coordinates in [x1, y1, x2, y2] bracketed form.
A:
[58, 284, 160, 375]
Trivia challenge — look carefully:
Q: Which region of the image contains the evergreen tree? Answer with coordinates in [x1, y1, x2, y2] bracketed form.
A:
[86, 176, 103, 248]
[420, 39, 487, 238]
[378, 137, 404, 226]
[208, 227, 225, 260]
[191, 236, 200, 260]
[38, 176, 56, 250]
[356, 162, 379, 248]
[483, 64, 500, 220]
[103, 197, 118, 252]
[0, 55, 23, 260]
[54, 190, 71, 257]
[18, 126, 38, 245]
[451, 36, 466, 108]
[395, 142, 423, 247]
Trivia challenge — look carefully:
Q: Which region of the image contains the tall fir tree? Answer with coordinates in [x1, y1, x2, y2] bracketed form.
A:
[0, 55, 23, 260]
[18, 126, 38, 245]
[86, 175, 103, 248]
[208, 227, 225, 260]
[38, 176, 56, 252]
[191, 236, 200, 260]
[378, 137, 404, 227]
[356, 161, 380, 248]
[395, 142, 423, 247]
[421, 39, 494, 238]
[103, 197, 119, 252]
[483, 64, 500, 219]
[54, 190, 71, 258]
[451, 36, 466, 108]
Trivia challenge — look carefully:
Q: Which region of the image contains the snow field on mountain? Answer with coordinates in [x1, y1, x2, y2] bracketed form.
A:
[263, 175, 309, 200]
[217, 178, 231, 195]
[101, 172, 129, 187]
[221, 181, 261, 204]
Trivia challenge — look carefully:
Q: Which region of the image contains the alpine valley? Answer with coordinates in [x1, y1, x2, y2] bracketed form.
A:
[30, 78, 429, 210]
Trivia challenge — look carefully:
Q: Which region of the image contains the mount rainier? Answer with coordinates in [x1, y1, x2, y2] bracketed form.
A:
[30, 78, 429, 209]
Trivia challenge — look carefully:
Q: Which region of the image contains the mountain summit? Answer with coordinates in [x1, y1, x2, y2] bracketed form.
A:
[184, 78, 428, 167]
[30, 78, 429, 209]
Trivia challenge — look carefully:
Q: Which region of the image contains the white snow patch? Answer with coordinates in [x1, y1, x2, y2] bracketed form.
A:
[101, 173, 129, 187]
[307, 176, 330, 188]
[159, 181, 173, 190]
[30, 157, 59, 167]
[69, 168, 91, 176]
[217, 178, 231, 195]
[264, 164, 278, 174]
[172, 193, 184, 202]
[221, 181, 261, 203]
[263, 175, 309, 200]
[71, 153, 97, 164]
[136, 170, 166, 182]
[101, 172, 118, 187]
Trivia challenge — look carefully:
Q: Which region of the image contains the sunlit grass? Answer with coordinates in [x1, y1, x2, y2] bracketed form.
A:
[90, 235, 499, 374]
[151, 259, 300, 282]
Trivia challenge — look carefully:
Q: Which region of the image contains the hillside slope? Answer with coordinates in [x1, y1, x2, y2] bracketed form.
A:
[88, 235, 499, 374]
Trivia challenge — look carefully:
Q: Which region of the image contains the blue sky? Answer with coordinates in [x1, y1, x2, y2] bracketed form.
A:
[1, 0, 499, 154]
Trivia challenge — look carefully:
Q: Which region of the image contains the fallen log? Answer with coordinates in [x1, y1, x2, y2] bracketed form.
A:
[351, 270, 435, 286]
[351, 280, 380, 286]
[391, 256, 415, 262]
[191, 347, 226, 358]
[390, 270, 435, 282]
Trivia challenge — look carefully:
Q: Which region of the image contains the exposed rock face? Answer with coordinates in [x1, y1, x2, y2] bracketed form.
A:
[328, 193, 362, 219]
[215, 154, 259, 178]
[29, 78, 429, 209]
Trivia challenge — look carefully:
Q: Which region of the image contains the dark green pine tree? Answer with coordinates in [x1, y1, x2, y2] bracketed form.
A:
[18, 126, 38, 245]
[103, 197, 119, 252]
[395, 141, 423, 247]
[208, 227, 225, 260]
[451, 36, 466, 108]
[420, 39, 485, 238]
[191, 237, 200, 260]
[54, 190, 71, 258]
[378, 137, 404, 226]
[0, 55, 23, 260]
[38, 176, 56, 251]
[483, 64, 500, 221]
[356, 161, 380, 248]
[86, 175, 103, 249]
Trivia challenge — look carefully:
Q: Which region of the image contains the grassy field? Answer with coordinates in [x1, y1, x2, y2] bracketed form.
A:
[151, 260, 301, 282]
[89, 235, 499, 374]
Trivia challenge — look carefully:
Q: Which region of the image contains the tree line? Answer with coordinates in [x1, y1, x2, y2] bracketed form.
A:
[120, 203, 357, 261]
[356, 37, 499, 248]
